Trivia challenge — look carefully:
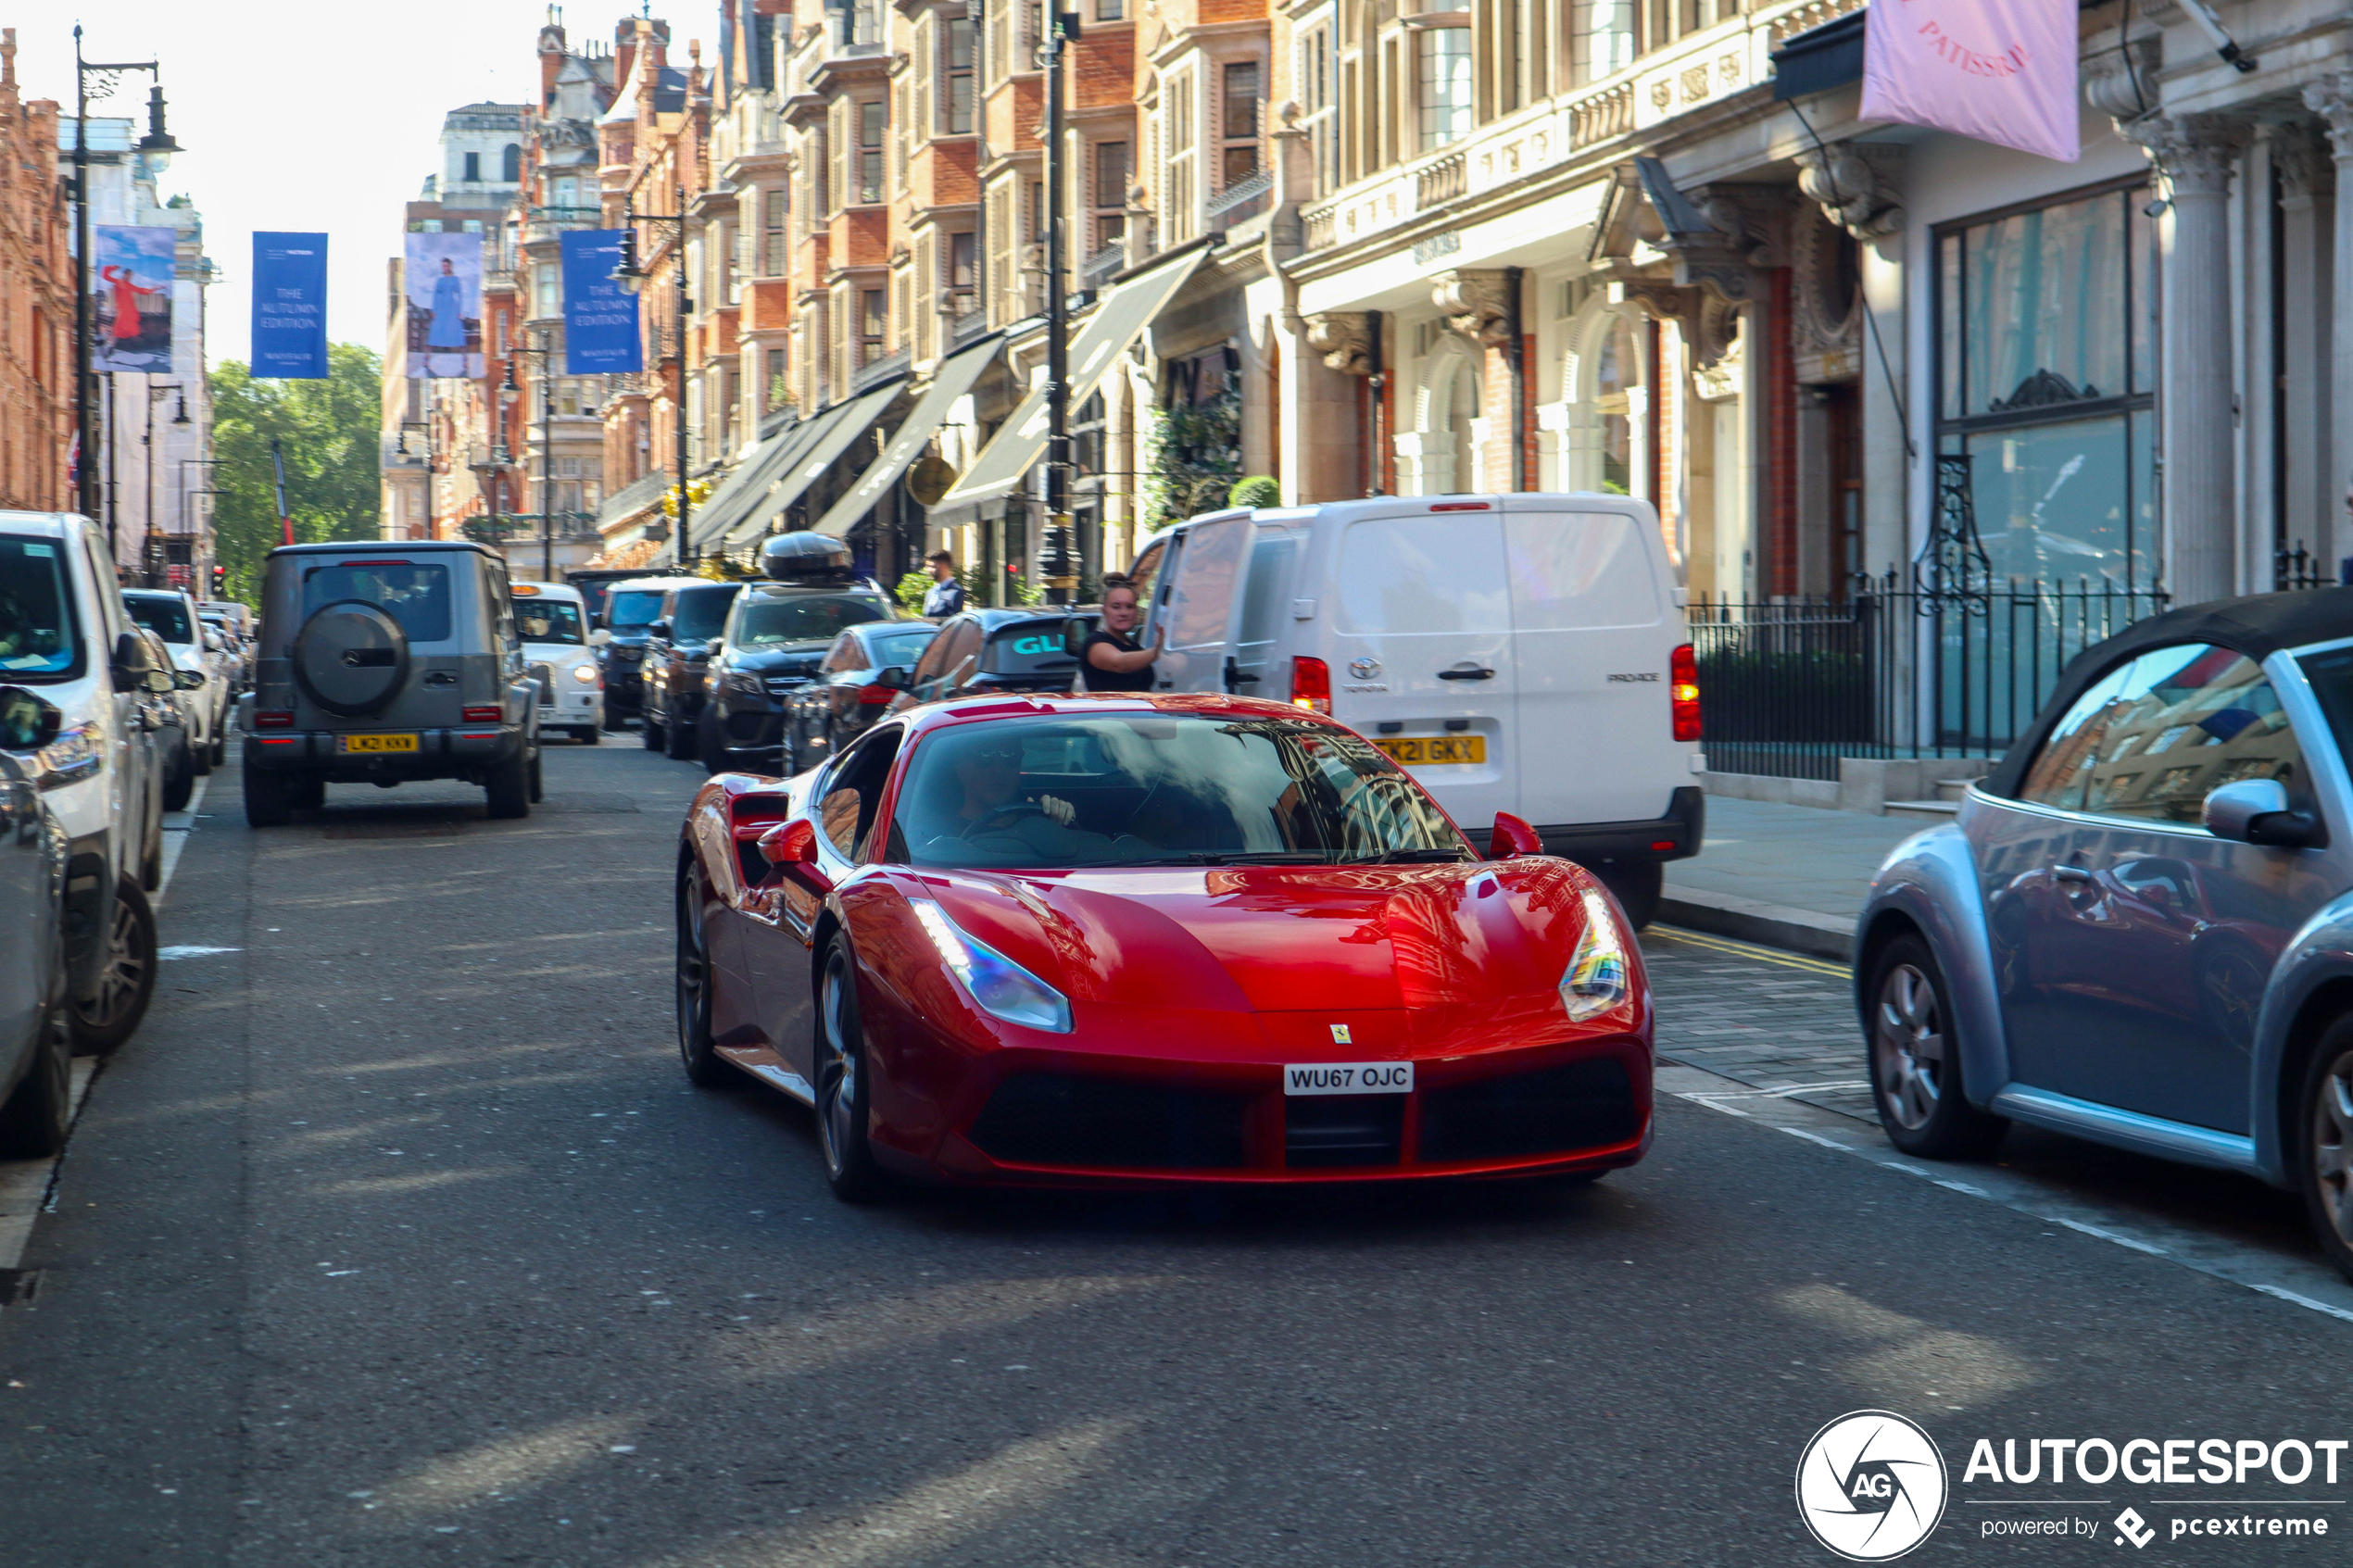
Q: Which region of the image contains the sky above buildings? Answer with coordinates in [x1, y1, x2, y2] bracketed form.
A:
[21, 3, 630, 362]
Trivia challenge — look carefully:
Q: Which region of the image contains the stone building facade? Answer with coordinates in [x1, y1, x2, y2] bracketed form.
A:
[0, 30, 69, 514]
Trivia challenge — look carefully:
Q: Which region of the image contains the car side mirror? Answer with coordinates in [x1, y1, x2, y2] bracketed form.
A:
[587, 627, 612, 647]
[173, 669, 207, 691]
[145, 669, 176, 695]
[648, 617, 673, 641]
[756, 818, 832, 891]
[1062, 616, 1091, 659]
[874, 665, 912, 691]
[705, 637, 724, 657]
[2203, 778, 2322, 848]
[111, 631, 154, 692]
[1489, 811, 1543, 859]
[0, 686, 61, 751]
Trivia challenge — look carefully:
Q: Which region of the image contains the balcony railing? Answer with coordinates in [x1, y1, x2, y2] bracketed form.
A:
[1206, 168, 1275, 226]
[1079, 242, 1126, 293]
[1415, 155, 1465, 208]
[950, 303, 989, 346]
[1569, 82, 1634, 148]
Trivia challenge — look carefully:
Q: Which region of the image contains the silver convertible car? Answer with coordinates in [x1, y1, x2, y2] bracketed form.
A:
[1856, 591, 2353, 1280]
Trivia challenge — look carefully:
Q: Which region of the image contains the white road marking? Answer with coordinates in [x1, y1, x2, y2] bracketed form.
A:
[1658, 1060, 2353, 1329]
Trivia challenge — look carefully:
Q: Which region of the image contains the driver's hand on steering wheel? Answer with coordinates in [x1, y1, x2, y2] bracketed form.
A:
[1038, 794, 1075, 826]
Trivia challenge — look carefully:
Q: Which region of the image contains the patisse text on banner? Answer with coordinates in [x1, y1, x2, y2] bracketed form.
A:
[1859, 0, 2080, 165]
[92, 226, 179, 375]
[251, 232, 329, 379]
[560, 230, 641, 375]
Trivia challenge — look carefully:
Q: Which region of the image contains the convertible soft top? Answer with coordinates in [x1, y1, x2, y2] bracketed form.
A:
[1982, 586, 2353, 798]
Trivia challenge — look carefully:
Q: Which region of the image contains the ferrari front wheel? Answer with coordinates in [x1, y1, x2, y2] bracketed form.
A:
[815, 936, 888, 1202]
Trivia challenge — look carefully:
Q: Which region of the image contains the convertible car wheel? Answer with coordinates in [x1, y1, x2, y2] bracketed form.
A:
[674, 863, 732, 1088]
[815, 936, 888, 1202]
[1867, 934, 2005, 1159]
[2300, 1021, 2353, 1282]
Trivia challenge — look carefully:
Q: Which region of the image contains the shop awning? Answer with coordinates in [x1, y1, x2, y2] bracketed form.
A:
[810, 336, 1001, 538]
[1771, 10, 1866, 100]
[723, 375, 909, 548]
[688, 425, 809, 556]
[934, 246, 1208, 513]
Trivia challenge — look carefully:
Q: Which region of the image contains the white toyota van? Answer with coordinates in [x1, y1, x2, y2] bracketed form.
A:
[1128, 493, 1702, 924]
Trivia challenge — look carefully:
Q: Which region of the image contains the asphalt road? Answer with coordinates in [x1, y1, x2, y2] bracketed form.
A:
[4, 740, 2351, 1567]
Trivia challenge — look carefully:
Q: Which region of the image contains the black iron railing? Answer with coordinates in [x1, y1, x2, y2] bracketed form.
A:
[1690, 571, 2171, 780]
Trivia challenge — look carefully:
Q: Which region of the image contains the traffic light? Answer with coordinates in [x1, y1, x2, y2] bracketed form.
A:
[209, 564, 226, 596]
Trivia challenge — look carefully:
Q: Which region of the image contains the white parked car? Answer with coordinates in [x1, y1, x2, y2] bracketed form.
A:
[1129, 493, 1702, 925]
[0, 512, 179, 1050]
[125, 587, 232, 776]
[510, 581, 602, 743]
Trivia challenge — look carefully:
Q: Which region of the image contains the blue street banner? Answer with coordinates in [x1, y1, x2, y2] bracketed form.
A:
[561, 230, 641, 375]
[92, 225, 179, 374]
[251, 232, 329, 379]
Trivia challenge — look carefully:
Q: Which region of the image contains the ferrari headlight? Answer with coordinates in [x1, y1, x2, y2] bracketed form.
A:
[1560, 888, 1630, 1022]
[31, 721, 102, 791]
[571, 662, 599, 684]
[910, 898, 1073, 1033]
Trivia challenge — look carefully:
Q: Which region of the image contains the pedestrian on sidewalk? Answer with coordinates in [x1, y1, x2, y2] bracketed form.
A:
[921, 552, 966, 621]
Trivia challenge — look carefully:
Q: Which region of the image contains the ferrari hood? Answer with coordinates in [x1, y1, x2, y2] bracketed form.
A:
[915, 859, 1589, 1013]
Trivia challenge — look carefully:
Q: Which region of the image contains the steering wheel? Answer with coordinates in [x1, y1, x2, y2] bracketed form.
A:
[960, 801, 1047, 840]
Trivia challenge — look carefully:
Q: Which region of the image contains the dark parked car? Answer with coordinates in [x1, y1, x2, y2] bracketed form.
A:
[782, 618, 939, 774]
[701, 581, 900, 773]
[593, 573, 688, 729]
[0, 698, 72, 1158]
[888, 607, 1096, 714]
[1856, 589, 2353, 1283]
[639, 580, 742, 760]
[238, 540, 544, 825]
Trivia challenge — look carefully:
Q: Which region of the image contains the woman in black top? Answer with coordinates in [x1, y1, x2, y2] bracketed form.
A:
[1081, 579, 1164, 692]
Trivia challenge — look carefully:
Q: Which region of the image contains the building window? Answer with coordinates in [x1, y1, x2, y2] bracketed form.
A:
[767, 345, 791, 410]
[1417, 27, 1472, 151]
[948, 230, 977, 296]
[1098, 0, 1124, 19]
[1165, 71, 1195, 243]
[1092, 141, 1128, 254]
[859, 100, 886, 204]
[945, 18, 975, 133]
[763, 186, 786, 275]
[1587, 0, 1637, 82]
[502, 144, 522, 182]
[463, 151, 482, 183]
[859, 289, 887, 365]
[1219, 61, 1261, 187]
[1935, 181, 2158, 587]
[535, 265, 559, 319]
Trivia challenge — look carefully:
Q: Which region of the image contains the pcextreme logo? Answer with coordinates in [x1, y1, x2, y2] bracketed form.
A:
[1796, 1410, 1950, 1562]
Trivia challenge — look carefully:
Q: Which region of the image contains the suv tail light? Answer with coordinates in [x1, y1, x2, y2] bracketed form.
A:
[254, 709, 294, 729]
[1290, 656, 1331, 714]
[462, 705, 504, 723]
[1670, 644, 1701, 742]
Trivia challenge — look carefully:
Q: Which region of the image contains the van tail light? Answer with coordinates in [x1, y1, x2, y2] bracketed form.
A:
[1670, 643, 1702, 742]
[856, 684, 895, 706]
[254, 709, 294, 729]
[1290, 656, 1331, 714]
[462, 705, 504, 723]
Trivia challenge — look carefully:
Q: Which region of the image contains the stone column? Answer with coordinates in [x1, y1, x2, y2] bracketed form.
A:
[2305, 73, 2353, 581]
[2124, 113, 2248, 606]
[2275, 123, 2334, 574]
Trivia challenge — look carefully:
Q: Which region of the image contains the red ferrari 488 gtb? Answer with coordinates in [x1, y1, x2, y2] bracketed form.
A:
[673, 692, 1653, 1198]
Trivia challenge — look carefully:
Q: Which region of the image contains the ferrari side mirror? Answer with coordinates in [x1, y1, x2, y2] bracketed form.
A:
[757, 818, 833, 890]
[1489, 812, 1543, 859]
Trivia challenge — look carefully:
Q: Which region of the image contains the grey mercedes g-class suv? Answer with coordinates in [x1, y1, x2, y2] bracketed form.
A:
[239, 540, 543, 826]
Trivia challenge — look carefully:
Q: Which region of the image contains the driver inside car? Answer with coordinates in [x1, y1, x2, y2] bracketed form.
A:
[897, 732, 1145, 864]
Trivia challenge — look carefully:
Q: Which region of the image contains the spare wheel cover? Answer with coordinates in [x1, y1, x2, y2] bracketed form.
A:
[293, 599, 411, 717]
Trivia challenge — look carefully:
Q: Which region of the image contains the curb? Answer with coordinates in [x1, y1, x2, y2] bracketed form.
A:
[1658, 883, 1852, 963]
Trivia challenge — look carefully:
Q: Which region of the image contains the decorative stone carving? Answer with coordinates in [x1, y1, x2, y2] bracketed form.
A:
[1788, 209, 1861, 383]
[1431, 270, 1515, 348]
[2119, 113, 2250, 197]
[1793, 144, 1903, 240]
[1610, 277, 1743, 369]
[2082, 37, 2159, 123]
[1304, 312, 1378, 376]
[2303, 70, 2353, 158]
[2274, 123, 2334, 203]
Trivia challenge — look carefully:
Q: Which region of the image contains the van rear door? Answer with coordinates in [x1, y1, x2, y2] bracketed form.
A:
[1500, 498, 1680, 826]
[1326, 507, 1516, 834]
[1151, 513, 1260, 693]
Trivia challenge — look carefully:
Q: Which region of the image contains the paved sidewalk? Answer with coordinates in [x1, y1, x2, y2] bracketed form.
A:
[1640, 925, 1876, 1123]
[1660, 795, 1934, 959]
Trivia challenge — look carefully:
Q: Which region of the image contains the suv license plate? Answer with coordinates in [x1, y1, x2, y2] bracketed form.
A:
[338, 734, 419, 754]
[1284, 1062, 1414, 1096]
[1374, 736, 1486, 766]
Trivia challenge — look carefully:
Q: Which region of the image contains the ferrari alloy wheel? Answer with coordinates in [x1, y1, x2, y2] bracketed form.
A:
[2299, 1020, 2353, 1282]
[69, 878, 157, 1055]
[1866, 934, 2004, 1160]
[815, 937, 887, 1202]
[674, 862, 731, 1088]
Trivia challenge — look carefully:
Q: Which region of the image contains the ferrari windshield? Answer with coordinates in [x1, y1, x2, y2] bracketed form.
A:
[896, 713, 1470, 869]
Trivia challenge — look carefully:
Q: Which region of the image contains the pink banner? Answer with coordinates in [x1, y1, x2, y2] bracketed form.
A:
[1860, 0, 2079, 164]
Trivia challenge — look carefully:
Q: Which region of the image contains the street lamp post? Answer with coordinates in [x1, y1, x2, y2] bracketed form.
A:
[71, 28, 179, 535]
[1038, 12, 1081, 606]
[612, 193, 695, 571]
[142, 383, 185, 586]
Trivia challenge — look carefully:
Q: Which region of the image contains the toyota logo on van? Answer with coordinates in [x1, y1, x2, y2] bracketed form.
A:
[1347, 657, 1381, 681]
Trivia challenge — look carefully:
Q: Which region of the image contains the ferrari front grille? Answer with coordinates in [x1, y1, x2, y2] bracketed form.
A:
[970, 1073, 1250, 1171]
[1284, 1095, 1404, 1169]
[1416, 1057, 1638, 1163]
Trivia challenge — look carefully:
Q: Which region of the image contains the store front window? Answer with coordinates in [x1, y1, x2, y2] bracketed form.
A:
[1935, 181, 2158, 587]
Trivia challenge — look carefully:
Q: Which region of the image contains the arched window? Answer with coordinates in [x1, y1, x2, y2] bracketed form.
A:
[1561, 304, 1646, 496]
[502, 144, 522, 183]
[1401, 334, 1482, 495]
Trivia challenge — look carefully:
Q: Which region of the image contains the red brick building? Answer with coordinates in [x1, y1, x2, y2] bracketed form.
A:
[0, 29, 69, 511]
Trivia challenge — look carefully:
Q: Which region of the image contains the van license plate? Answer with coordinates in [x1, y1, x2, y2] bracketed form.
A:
[1374, 735, 1486, 766]
[338, 734, 419, 754]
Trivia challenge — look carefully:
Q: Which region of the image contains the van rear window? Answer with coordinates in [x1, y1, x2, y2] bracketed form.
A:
[1336, 517, 1509, 635]
[1505, 512, 1659, 630]
[303, 562, 454, 643]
